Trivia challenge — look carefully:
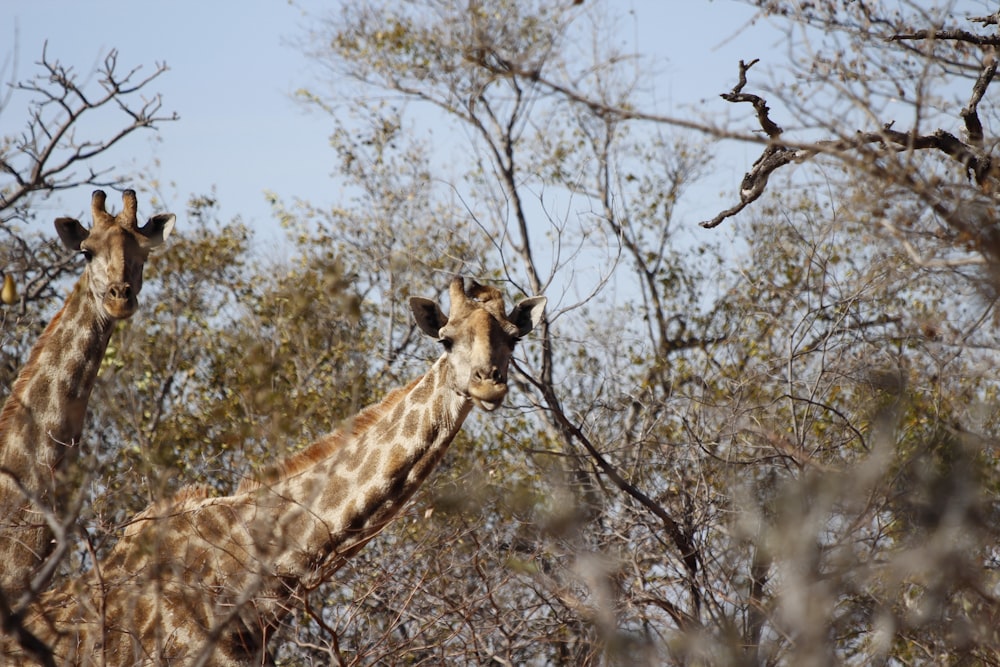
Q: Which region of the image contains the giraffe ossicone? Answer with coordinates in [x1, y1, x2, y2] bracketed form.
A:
[6, 277, 545, 666]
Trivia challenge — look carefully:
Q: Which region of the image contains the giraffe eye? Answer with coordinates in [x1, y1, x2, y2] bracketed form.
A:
[438, 336, 454, 351]
[79, 248, 94, 263]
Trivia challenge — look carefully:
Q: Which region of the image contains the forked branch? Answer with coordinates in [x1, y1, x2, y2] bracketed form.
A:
[706, 25, 1000, 230]
[0, 45, 178, 222]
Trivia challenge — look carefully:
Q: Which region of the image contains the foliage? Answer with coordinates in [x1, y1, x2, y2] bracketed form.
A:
[281, 1, 1000, 664]
[5, 1, 1000, 665]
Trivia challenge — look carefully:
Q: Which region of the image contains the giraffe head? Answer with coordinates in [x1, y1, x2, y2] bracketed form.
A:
[411, 277, 546, 411]
[54, 189, 175, 320]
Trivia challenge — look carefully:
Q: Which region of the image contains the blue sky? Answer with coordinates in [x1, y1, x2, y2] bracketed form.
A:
[5, 1, 770, 249]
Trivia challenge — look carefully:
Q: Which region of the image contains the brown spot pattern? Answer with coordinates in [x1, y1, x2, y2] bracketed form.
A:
[4, 278, 545, 663]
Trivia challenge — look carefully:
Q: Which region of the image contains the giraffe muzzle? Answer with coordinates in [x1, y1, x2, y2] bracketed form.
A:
[469, 380, 508, 412]
[103, 282, 138, 318]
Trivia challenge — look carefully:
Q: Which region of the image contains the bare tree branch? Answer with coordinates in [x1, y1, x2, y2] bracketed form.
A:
[889, 28, 1000, 47]
[960, 53, 996, 148]
[0, 45, 177, 223]
[707, 53, 1000, 230]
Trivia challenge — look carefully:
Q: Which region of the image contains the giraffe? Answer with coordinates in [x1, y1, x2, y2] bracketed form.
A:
[0, 190, 175, 606]
[5, 277, 545, 666]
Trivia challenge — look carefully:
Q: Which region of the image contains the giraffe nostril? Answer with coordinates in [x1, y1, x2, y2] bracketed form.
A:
[475, 367, 505, 385]
[107, 283, 132, 301]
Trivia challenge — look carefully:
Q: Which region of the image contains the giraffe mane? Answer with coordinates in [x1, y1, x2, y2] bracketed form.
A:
[123, 484, 214, 537]
[235, 375, 424, 494]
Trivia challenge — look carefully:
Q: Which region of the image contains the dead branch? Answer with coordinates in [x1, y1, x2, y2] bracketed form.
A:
[706, 35, 1000, 229]
[889, 29, 1000, 46]
[961, 53, 997, 148]
[719, 59, 783, 139]
[0, 45, 178, 221]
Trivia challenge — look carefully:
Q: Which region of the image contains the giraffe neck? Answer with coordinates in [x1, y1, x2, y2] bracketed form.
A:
[273, 355, 474, 579]
[0, 273, 115, 597]
[16, 357, 478, 663]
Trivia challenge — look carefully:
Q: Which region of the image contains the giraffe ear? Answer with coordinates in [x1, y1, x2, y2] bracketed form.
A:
[137, 213, 176, 249]
[54, 217, 89, 251]
[410, 297, 448, 338]
[509, 296, 547, 337]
